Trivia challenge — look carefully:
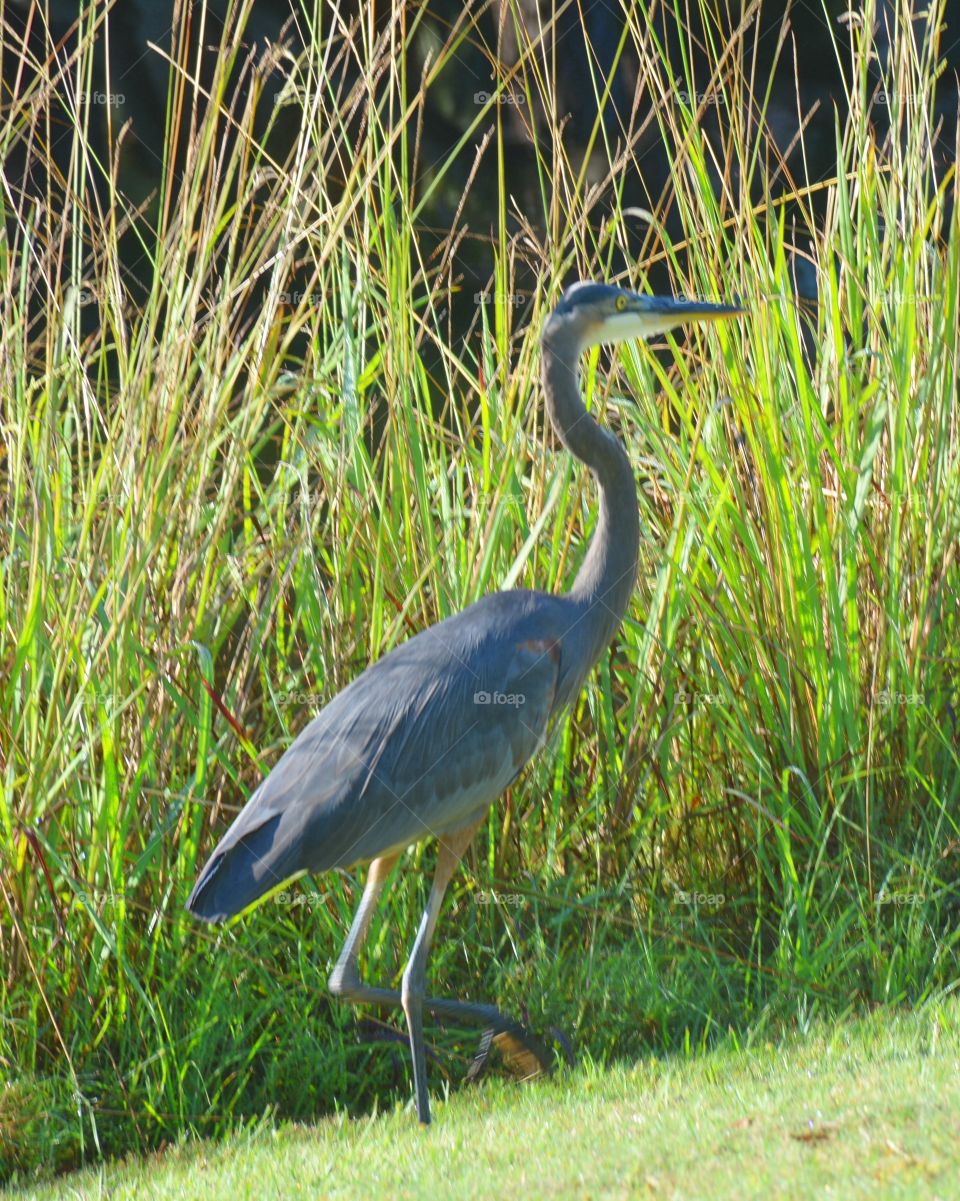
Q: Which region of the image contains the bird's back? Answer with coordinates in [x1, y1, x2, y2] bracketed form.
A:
[186, 588, 577, 922]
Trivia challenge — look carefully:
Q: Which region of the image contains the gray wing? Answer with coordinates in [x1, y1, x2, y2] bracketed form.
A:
[186, 595, 561, 922]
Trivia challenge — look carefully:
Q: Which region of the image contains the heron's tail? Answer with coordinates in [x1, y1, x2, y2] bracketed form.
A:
[185, 814, 295, 923]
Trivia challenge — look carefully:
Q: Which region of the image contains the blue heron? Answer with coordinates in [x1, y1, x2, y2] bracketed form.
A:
[186, 281, 743, 1124]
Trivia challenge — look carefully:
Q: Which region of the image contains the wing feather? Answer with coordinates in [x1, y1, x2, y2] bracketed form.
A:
[186, 591, 565, 922]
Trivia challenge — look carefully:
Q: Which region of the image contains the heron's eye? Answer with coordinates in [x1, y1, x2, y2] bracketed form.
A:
[615, 295, 627, 311]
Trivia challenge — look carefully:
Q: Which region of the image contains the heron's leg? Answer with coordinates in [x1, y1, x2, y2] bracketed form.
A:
[401, 818, 483, 1125]
[327, 849, 509, 1017]
[327, 853, 402, 1007]
[328, 842, 555, 1111]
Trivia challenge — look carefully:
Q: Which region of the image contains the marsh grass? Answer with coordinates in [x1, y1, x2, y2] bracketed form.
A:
[1, 0, 958, 1183]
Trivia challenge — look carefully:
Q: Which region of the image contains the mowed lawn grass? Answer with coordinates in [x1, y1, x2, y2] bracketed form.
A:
[17, 999, 959, 1201]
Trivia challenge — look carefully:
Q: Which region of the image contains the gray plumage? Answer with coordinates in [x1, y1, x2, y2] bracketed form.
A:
[186, 280, 743, 1124]
[187, 592, 569, 919]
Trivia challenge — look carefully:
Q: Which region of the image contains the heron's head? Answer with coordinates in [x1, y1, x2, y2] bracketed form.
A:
[543, 281, 743, 353]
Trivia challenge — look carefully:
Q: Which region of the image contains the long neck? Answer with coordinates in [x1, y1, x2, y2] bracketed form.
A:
[541, 332, 640, 667]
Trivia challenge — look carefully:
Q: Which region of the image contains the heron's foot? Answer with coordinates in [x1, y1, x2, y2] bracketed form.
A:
[330, 967, 566, 1092]
[329, 969, 531, 1035]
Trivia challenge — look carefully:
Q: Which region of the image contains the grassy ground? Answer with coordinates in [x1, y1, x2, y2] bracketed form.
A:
[2, 0, 959, 1186]
[12, 998, 960, 1201]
